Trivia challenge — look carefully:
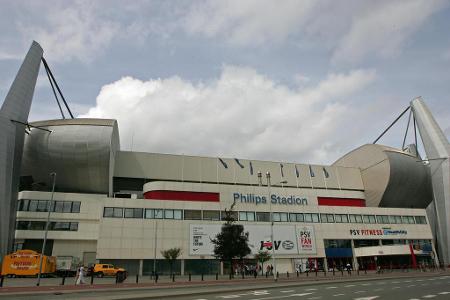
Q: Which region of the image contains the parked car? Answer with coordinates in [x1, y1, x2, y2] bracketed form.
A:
[89, 263, 126, 278]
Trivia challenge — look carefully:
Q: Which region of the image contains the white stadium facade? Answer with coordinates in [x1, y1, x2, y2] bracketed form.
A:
[1, 42, 449, 275]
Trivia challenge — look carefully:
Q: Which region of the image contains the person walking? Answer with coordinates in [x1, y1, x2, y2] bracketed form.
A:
[76, 265, 86, 285]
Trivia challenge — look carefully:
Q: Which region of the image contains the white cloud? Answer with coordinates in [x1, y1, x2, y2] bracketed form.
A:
[17, 1, 120, 63]
[332, 0, 447, 64]
[81, 66, 376, 164]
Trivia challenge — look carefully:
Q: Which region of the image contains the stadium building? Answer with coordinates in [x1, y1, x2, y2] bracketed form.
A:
[1, 42, 449, 275]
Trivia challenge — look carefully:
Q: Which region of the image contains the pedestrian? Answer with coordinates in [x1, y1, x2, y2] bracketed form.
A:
[266, 264, 270, 276]
[346, 263, 351, 275]
[76, 265, 85, 285]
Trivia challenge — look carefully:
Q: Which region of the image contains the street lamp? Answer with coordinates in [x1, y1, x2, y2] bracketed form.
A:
[265, 171, 287, 281]
[37, 172, 56, 286]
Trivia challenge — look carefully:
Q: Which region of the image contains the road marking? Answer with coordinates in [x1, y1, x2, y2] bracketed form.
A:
[281, 290, 295, 293]
[423, 295, 437, 298]
[249, 293, 313, 300]
[392, 286, 401, 289]
[421, 283, 428, 286]
[326, 286, 338, 289]
[354, 291, 366, 294]
[345, 284, 356, 287]
[333, 294, 345, 297]
[194, 299, 208, 300]
[439, 292, 450, 295]
[406, 284, 415, 287]
[305, 288, 317, 291]
[307, 297, 322, 300]
[416, 279, 424, 282]
[221, 296, 240, 299]
[373, 288, 383, 292]
[353, 297, 379, 300]
[361, 283, 371, 286]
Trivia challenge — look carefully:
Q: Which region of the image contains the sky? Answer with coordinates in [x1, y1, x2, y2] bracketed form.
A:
[1, 0, 449, 165]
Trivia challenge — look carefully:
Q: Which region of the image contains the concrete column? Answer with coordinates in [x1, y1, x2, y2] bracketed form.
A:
[181, 259, 185, 276]
[220, 261, 224, 275]
[138, 259, 143, 276]
[351, 240, 358, 270]
[323, 257, 328, 272]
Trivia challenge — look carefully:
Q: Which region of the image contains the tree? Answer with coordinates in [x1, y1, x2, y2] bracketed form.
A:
[211, 207, 251, 276]
[161, 247, 182, 276]
[254, 250, 271, 275]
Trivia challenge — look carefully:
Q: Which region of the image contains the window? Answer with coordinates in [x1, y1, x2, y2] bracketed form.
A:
[354, 239, 380, 248]
[402, 216, 415, 224]
[54, 201, 64, 213]
[415, 216, 427, 224]
[37, 200, 48, 212]
[71, 202, 81, 213]
[376, 215, 389, 224]
[145, 209, 154, 219]
[124, 208, 143, 218]
[203, 210, 220, 221]
[395, 215, 403, 224]
[28, 200, 38, 212]
[17, 221, 78, 231]
[184, 210, 202, 220]
[103, 207, 123, 218]
[304, 213, 319, 223]
[63, 202, 72, 213]
[239, 211, 255, 221]
[173, 210, 182, 220]
[335, 214, 348, 223]
[289, 213, 304, 222]
[349, 214, 363, 223]
[389, 215, 397, 224]
[18, 199, 30, 211]
[320, 213, 335, 223]
[272, 212, 288, 222]
[324, 239, 351, 248]
[154, 209, 163, 219]
[363, 215, 376, 224]
[164, 209, 174, 219]
[256, 212, 270, 222]
[221, 211, 238, 221]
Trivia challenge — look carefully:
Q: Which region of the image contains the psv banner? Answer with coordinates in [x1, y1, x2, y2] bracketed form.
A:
[297, 225, 317, 254]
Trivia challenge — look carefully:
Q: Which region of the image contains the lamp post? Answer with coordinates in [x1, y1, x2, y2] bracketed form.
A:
[36, 172, 56, 286]
[265, 172, 288, 281]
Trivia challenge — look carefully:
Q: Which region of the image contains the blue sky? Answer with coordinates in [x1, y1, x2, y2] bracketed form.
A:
[1, 0, 449, 164]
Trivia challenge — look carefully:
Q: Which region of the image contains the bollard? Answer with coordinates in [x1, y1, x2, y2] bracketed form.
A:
[315, 269, 318, 277]
[172, 274, 175, 282]
[324, 270, 326, 277]
[364, 269, 367, 275]
[333, 269, 335, 276]
[0, 275, 4, 288]
[241, 271, 244, 279]
[357, 269, 359, 276]
[201, 273, 204, 281]
[61, 275, 66, 286]
[306, 270, 309, 277]
[189, 273, 192, 281]
[287, 271, 289, 278]
[296, 271, 299, 278]
[265, 272, 268, 278]
[341, 269, 344, 276]
[276, 271, 279, 279]
[216, 273, 218, 280]
[155, 273, 159, 283]
[90, 274, 94, 285]
[229, 273, 232, 280]
[136, 274, 139, 284]
[254, 271, 257, 279]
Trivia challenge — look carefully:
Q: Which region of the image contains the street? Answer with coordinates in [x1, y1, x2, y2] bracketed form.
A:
[170, 275, 450, 300]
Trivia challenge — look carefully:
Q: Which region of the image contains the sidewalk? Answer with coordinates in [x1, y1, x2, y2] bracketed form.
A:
[1, 269, 448, 299]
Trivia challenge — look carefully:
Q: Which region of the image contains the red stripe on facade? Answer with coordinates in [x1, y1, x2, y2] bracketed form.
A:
[144, 190, 220, 202]
[317, 197, 365, 207]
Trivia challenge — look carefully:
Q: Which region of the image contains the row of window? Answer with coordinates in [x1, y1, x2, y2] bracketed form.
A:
[324, 239, 432, 249]
[103, 207, 427, 225]
[17, 199, 81, 213]
[16, 221, 79, 231]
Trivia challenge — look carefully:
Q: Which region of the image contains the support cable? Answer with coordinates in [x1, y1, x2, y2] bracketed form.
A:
[373, 106, 410, 144]
[402, 108, 412, 150]
[41, 57, 74, 119]
[44, 65, 65, 119]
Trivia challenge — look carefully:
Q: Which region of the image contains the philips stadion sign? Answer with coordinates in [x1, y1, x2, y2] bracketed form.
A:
[190, 224, 316, 255]
[233, 193, 308, 206]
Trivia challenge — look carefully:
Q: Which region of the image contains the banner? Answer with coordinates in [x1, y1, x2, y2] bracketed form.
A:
[297, 225, 317, 254]
[189, 224, 315, 255]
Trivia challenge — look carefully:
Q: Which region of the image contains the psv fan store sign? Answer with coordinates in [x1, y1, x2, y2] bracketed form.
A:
[297, 226, 317, 254]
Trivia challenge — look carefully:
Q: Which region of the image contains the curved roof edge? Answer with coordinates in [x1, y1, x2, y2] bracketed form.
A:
[30, 118, 117, 127]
